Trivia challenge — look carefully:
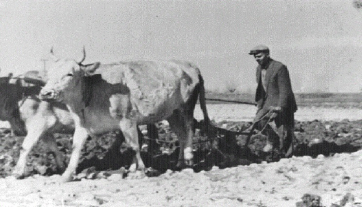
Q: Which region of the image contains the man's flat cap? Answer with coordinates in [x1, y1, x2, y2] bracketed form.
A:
[249, 45, 270, 55]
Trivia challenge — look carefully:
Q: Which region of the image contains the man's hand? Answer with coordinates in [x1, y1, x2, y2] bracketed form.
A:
[269, 112, 278, 119]
[268, 106, 281, 120]
[268, 106, 282, 113]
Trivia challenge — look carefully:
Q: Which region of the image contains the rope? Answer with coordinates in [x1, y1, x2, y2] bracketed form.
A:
[257, 112, 276, 134]
[205, 98, 256, 106]
[142, 110, 277, 146]
[142, 134, 226, 145]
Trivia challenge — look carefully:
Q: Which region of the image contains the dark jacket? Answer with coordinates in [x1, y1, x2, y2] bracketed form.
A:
[255, 59, 297, 121]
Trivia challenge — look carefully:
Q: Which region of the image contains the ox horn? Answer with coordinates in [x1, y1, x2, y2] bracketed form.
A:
[49, 47, 59, 62]
[77, 46, 86, 65]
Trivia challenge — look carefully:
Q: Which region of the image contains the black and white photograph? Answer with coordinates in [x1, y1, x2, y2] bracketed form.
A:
[0, 0, 362, 206]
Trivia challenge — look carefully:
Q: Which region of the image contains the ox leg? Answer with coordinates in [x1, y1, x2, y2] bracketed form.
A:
[119, 119, 145, 172]
[167, 111, 191, 168]
[61, 127, 88, 182]
[13, 120, 48, 178]
[42, 133, 65, 173]
[184, 113, 195, 166]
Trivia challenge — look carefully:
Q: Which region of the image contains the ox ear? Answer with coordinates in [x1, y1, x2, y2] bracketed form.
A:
[83, 62, 100, 76]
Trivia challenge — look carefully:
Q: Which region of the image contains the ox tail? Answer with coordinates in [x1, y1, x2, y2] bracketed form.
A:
[198, 73, 210, 134]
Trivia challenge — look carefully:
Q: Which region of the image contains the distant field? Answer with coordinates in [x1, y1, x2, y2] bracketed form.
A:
[205, 92, 362, 108]
[0, 92, 359, 129]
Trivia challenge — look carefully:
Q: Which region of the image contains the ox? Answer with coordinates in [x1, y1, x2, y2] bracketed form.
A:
[40, 49, 210, 182]
[0, 71, 75, 178]
[6, 71, 148, 179]
[0, 73, 28, 136]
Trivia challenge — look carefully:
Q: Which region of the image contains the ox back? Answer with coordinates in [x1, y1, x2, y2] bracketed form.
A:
[72, 61, 202, 134]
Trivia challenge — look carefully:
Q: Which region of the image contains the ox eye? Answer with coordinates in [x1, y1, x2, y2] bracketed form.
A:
[66, 73, 73, 77]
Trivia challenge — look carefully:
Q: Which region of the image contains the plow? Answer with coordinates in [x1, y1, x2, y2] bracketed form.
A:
[138, 99, 288, 174]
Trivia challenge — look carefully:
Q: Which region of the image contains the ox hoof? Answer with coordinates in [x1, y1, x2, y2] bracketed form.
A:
[128, 162, 145, 173]
[145, 167, 163, 177]
[11, 172, 25, 180]
[176, 161, 186, 170]
[59, 176, 73, 183]
[263, 142, 273, 153]
[185, 159, 194, 167]
[60, 171, 74, 183]
[175, 159, 193, 170]
[129, 163, 137, 173]
[12, 168, 26, 179]
[126, 170, 146, 179]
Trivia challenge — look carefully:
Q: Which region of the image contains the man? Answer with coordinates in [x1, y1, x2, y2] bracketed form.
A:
[249, 45, 297, 158]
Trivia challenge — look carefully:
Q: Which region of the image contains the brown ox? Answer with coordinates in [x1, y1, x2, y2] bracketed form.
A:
[0, 71, 74, 178]
[40, 49, 210, 182]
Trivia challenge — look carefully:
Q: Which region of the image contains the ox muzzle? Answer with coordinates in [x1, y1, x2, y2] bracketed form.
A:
[39, 89, 60, 101]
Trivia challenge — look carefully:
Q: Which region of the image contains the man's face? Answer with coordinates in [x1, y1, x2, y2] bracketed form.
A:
[253, 52, 269, 66]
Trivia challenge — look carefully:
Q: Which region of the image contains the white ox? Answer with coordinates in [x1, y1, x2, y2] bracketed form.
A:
[14, 96, 74, 178]
[0, 72, 75, 178]
[40, 49, 210, 182]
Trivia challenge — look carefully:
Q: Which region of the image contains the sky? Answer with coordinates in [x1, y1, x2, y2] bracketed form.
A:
[1, 0, 362, 93]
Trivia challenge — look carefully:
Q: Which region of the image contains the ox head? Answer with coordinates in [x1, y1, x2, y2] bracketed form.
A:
[40, 48, 100, 103]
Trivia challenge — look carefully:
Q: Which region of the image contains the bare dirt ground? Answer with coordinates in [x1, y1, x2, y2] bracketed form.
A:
[0, 104, 362, 207]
